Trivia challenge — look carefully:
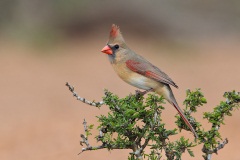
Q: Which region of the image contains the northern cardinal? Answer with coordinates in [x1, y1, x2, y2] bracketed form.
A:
[101, 24, 198, 138]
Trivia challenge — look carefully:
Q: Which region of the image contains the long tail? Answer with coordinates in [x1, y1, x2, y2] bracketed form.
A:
[156, 85, 198, 138]
[171, 100, 198, 138]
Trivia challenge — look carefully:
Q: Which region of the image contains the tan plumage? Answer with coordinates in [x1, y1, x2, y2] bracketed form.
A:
[101, 24, 198, 138]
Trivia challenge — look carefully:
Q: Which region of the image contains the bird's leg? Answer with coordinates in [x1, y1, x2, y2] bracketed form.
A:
[135, 88, 154, 97]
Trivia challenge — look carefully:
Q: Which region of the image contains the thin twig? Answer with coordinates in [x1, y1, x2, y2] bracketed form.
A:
[80, 143, 127, 153]
[203, 138, 228, 158]
[155, 149, 161, 160]
[80, 119, 91, 147]
[66, 82, 104, 107]
[202, 92, 240, 159]
[78, 119, 128, 155]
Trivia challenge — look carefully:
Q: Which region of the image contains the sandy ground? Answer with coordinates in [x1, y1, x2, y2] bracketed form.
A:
[0, 36, 239, 160]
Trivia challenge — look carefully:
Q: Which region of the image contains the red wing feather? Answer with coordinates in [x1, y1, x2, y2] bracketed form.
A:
[125, 60, 141, 72]
[126, 59, 178, 88]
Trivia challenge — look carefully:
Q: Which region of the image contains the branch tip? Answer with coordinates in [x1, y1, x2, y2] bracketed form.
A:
[65, 82, 104, 107]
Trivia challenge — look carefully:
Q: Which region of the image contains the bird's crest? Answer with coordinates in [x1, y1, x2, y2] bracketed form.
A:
[110, 24, 120, 38]
[109, 24, 125, 43]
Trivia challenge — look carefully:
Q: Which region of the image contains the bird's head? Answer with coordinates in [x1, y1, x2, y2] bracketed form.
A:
[101, 24, 129, 63]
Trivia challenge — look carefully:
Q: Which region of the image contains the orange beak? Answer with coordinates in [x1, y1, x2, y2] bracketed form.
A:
[101, 45, 113, 55]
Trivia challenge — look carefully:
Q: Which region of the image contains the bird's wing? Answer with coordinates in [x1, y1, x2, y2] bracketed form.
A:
[126, 59, 178, 88]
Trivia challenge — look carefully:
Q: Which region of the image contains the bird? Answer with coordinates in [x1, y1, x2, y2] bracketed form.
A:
[101, 24, 198, 138]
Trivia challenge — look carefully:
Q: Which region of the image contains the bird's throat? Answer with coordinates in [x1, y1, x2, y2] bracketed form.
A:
[108, 54, 116, 64]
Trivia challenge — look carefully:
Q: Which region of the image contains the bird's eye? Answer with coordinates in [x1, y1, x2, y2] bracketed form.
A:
[114, 45, 119, 49]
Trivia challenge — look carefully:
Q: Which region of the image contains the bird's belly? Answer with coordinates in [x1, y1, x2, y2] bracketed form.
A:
[127, 75, 152, 90]
[123, 73, 161, 90]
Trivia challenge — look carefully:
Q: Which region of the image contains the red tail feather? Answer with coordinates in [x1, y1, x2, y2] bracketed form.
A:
[172, 102, 198, 138]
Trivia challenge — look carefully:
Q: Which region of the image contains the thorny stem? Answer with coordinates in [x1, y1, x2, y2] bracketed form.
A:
[203, 139, 228, 160]
[79, 119, 91, 152]
[66, 82, 104, 107]
[203, 91, 239, 159]
[78, 119, 133, 155]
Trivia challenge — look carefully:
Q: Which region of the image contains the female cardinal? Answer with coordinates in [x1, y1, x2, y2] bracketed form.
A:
[101, 24, 198, 138]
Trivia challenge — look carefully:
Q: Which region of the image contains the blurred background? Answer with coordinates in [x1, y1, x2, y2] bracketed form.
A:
[1, 0, 240, 160]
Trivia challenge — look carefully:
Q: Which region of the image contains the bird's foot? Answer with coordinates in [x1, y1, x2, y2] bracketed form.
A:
[135, 88, 154, 97]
